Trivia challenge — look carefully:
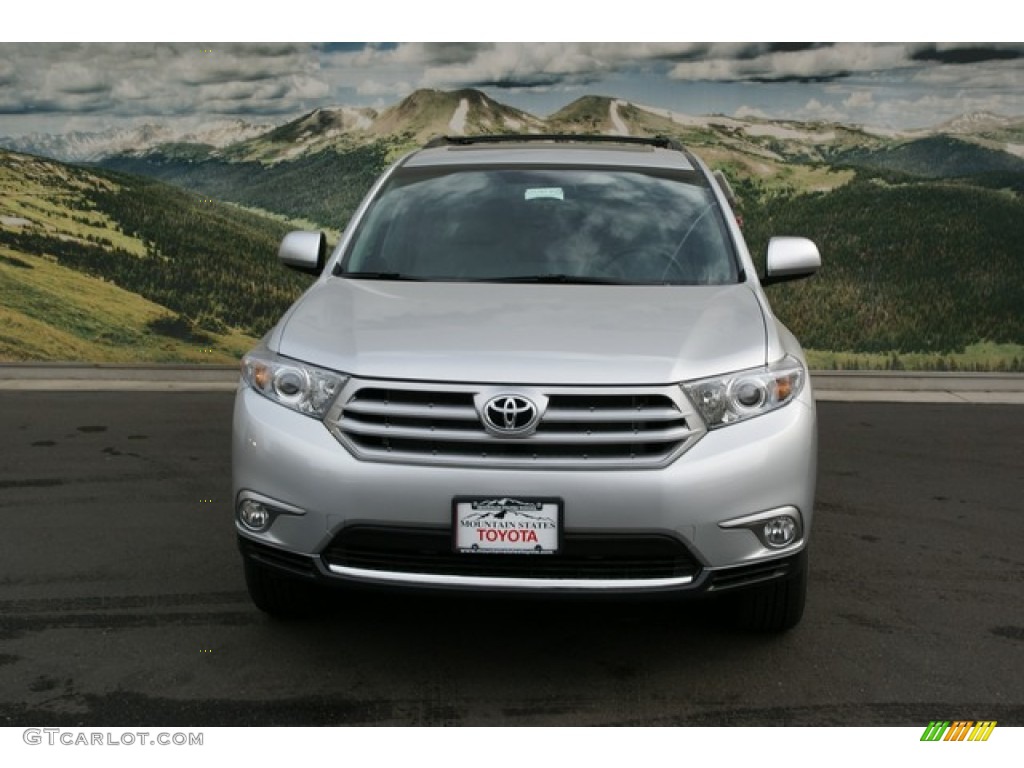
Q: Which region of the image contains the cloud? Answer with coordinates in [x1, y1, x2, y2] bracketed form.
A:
[334, 43, 723, 94]
[909, 58, 1024, 90]
[353, 78, 415, 98]
[345, 42, 830, 88]
[1, 42, 1022, 135]
[427, 43, 732, 87]
[44, 62, 111, 96]
[794, 98, 848, 123]
[844, 90, 875, 109]
[667, 43, 914, 83]
[401, 42, 494, 66]
[734, 105, 770, 120]
[0, 42, 328, 118]
[334, 42, 1024, 99]
[469, 75, 568, 89]
[910, 43, 1024, 65]
[173, 45, 315, 87]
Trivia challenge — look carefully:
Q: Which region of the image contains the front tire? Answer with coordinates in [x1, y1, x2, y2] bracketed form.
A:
[243, 559, 318, 618]
[729, 551, 808, 632]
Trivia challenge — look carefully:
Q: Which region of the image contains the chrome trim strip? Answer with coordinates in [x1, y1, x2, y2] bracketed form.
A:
[235, 489, 308, 516]
[339, 420, 695, 444]
[718, 505, 802, 529]
[716, 507, 806, 555]
[326, 563, 695, 591]
[342, 401, 478, 420]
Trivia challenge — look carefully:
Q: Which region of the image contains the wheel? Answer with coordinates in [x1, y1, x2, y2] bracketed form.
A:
[728, 551, 808, 632]
[243, 559, 319, 618]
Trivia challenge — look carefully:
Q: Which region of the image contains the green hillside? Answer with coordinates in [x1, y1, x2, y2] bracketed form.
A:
[833, 135, 1024, 178]
[0, 149, 310, 362]
[100, 139, 397, 230]
[742, 176, 1024, 355]
[0, 248, 255, 363]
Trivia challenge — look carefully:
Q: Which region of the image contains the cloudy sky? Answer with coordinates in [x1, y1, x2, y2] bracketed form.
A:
[1, 41, 1022, 137]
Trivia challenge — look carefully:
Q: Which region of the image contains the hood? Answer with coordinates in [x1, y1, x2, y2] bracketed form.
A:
[272, 278, 767, 385]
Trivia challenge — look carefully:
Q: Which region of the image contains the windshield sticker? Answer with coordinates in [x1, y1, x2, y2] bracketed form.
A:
[524, 187, 564, 201]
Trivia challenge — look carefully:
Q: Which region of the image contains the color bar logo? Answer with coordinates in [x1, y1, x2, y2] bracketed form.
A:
[920, 721, 997, 742]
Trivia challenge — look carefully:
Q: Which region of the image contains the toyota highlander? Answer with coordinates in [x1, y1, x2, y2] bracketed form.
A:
[233, 134, 821, 631]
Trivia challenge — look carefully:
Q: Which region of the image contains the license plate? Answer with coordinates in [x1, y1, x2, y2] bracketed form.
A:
[453, 497, 561, 554]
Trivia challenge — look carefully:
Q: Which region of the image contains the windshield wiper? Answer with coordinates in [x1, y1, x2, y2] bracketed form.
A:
[476, 274, 622, 285]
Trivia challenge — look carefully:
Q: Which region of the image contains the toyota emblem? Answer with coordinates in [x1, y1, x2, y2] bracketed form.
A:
[482, 394, 540, 435]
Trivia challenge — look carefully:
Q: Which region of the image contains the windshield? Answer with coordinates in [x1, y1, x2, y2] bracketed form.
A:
[339, 166, 740, 285]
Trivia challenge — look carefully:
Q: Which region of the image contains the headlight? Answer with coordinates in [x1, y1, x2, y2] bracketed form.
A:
[682, 356, 805, 429]
[241, 347, 346, 418]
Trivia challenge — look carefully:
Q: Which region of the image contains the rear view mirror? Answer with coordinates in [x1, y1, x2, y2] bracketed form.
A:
[763, 237, 820, 285]
[278, 230, 327, 275]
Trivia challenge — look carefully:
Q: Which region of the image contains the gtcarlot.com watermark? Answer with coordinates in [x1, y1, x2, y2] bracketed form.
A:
[23, 728, 203, 747]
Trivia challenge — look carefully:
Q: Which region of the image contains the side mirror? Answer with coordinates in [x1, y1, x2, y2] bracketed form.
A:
[278, 230, 327, 275]
[763, 237, 820, 285]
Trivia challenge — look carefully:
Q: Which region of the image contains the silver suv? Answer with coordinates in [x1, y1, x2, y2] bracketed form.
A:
[233, 135, 821, 631]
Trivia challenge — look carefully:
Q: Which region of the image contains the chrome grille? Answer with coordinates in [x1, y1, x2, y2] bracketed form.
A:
[325, 379, 705, 469]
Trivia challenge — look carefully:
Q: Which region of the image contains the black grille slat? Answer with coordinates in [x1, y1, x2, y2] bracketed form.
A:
[352, 388, 474, 408]
[546, 393, 665, 409]
[707, 560, 794, 591]
[239, 538, 317, 577]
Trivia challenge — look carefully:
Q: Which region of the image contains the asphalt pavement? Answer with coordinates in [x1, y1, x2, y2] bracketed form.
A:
[0, 388, 1021, 726]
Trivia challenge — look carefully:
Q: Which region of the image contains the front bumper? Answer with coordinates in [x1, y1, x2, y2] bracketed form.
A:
[238, 535, 808, 597]
[232, 382, 817, 595]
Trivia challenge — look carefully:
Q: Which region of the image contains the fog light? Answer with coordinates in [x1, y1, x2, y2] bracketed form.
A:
[764, 516, 797, 548]
[239, 499, 271, 531]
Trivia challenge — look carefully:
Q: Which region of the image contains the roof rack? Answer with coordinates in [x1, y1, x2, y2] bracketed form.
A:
[423, 134, 684, 151]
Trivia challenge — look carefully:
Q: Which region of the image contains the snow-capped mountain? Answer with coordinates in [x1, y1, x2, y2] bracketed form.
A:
[221, 106, 380, 161]
[369, 88, 544, 139]
[937, 112, 1014, 134]
[0, 119, 276, 163]
[5, 87, 1024, 170]
[217, 89, 547, 163]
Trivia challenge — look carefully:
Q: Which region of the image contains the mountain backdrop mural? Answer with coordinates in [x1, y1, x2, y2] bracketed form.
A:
[2, 43, 1023, 370]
